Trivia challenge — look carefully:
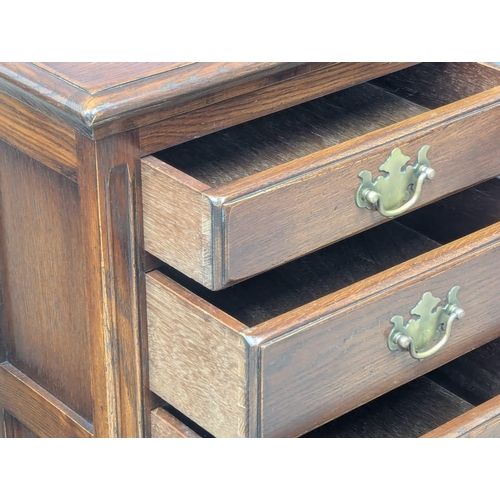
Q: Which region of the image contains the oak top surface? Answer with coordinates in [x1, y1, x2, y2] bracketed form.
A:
[33, 62, 195, 94]
[0, 62, 415, 138]
[0, 62, 306, 133]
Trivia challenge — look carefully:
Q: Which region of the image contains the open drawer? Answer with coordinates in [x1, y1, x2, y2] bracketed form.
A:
[142, 62, 500, 290]
[147, 178, 500, 437]
[304, 337, 500, 438]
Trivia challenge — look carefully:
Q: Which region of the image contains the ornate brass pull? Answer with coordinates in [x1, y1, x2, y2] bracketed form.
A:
[356, 146, 434, 218]
[387, 286, 465, 360]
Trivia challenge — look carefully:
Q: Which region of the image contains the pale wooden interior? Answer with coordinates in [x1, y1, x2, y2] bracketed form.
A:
[150, 63, 500, 189]
[156, 179, 500, 327]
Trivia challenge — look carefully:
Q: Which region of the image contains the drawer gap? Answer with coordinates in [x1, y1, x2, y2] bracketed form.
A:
[151, 392, 214, 438]
[427, 337, 500, 406]
[151, 83, 428, 188]
[398, 177, 500, 245]
[156, 220, 441, 327]
[303, 336, 500, 438]
[155, 179, 500, 328]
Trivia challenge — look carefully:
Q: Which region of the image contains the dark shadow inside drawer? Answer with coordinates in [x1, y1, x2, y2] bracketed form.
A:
[150, 63, 500, 188]
[157, 178, 500, 327]
[151, 83, 426, 188]
[304, 336, 500, 438]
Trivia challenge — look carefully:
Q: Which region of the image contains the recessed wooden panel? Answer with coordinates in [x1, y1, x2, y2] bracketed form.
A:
[3, 412, 39, 438]
[0, 140, 92, 421]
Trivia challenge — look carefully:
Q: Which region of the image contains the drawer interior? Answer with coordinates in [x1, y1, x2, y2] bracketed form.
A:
[157, 178, 500, 328]
[303, 336, 500, 438]
[150, 63, 500, 189]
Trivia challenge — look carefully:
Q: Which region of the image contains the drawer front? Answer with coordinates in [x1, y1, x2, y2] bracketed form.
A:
[256, 228, 500, 437]
[148, 212, 500, 438]
[143, 63, 500, 290]
[304, 336, 500, 439]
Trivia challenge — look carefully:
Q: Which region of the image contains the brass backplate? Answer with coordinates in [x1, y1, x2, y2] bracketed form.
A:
[388, 286, 461, 353]
[356, 145, 431, 211]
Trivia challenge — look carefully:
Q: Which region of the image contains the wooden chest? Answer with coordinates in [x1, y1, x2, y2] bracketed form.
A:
[1, 62, 499, 438]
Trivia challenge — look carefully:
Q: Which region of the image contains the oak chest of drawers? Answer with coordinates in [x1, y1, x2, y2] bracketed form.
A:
[1, 62, 499, 438]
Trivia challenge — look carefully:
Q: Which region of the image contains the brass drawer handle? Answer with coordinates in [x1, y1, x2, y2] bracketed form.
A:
[356, 146, 434, 218]
[387, 286, 464, 360]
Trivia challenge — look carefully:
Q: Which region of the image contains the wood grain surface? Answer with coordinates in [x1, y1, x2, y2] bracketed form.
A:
[154, 83, 426, 188]
[143, 64, 500, 289]
[303, 377, 473, 438]
[140, 63, 417, 154]
[215, 86, 500, 287]
[142, 156, 213, 287]
[2, 412, 40, 438]
[0, 362, 93, 438]
[373, 62, 500, 108]
[149, 181, 500, 436]
[422, 395, 500, 438]
[151, 407, 202, 438]
[157, 222, 440, 327]
[0, 140, 93, 421]
[78, 132, 149, 437]
[0, 91, 78, 182]
[0, 62, 321, 137]
[147, 271, 248, 438]
[255, 223, 500, 437]
[34, 62, 194, 94]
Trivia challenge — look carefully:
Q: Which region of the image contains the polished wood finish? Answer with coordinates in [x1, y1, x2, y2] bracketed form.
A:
[422, 395, 500, 438]
[2, 62, 499, 439]
[140, 63, 418, 154]
[78, 132, 149, 437]
[148, 182, 500, 436]
[3, 413, 40, 438]
[147, 270, 247, 438]
[0, 362, 93, 438]
[0, 63, 414, 141]
[0, 141, 93, 420]
[34, 62, 194, 93]
[143, 63, 500, 289]
[303, 377, 473, 438]
[151, 407, 202, 438]
[0, 91, 78, 182]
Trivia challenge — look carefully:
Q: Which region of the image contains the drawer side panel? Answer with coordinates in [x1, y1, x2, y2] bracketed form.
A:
[147, 271, 247, 438]
[142, 157, 213, 288]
